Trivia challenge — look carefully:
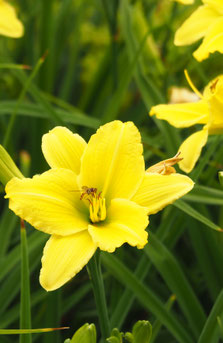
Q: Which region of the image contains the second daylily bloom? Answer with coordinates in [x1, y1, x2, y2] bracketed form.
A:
[174, 0, 223, 61]
[0, 0, 24, 38]
[5, 121, 193, 291]
[150, 74, 223, 173]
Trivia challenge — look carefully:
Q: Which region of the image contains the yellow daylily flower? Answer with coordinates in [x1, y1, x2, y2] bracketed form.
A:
[5, 122, 194, 291]
[174, 0, 223, 61]
[0, 0, 24, 38]
[150, 74, 223, 173]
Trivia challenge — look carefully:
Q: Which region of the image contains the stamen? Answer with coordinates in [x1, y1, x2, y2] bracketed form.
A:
[80, 186, 106, 223]
[184, 70, 203, 99]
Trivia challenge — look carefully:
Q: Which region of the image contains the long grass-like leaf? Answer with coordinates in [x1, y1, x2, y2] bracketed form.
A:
[101, 252, 193, 343]
[0, 328, 68, 335]
[173, 200, 222, 232]
[198, 290, 223, 343]
[0, 101, 99, 129]
[144, 232, 206, 339]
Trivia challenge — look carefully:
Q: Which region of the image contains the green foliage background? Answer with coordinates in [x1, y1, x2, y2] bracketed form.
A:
[1, 0, 223, 342]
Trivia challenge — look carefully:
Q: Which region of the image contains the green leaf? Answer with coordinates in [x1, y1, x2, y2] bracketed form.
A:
[101, 252, 193, 343]
[0, 328, 68, 335]
[198, 290, 223, 343]
[151, 295, 176, 343]
[0, 101, 100, 129]
[119, 0, 181, 155]
[144, 232, 206, 338]
[101, 28, 150, 123]
[184, 185, 223, 205]
[173, 199, 222, 232]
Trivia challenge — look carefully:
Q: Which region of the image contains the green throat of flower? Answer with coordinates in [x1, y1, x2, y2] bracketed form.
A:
[80, 187, 106, 223]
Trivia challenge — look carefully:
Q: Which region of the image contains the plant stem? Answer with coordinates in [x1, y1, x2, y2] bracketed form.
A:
[20, 220, 32, 343]
[87, 251, 110, 341]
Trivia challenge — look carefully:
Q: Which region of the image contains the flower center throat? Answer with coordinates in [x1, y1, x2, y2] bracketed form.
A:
[80, 186, 106, 223]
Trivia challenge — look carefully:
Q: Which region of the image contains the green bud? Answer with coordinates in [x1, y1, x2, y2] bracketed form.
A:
[132, 321, 152, 343]
[219, 171, 223, 187]
[0, 145, 23, 186]
[70, 323, 96, 343]
[64, 339, 71, 343]
[124, 332, 133, 342]
[106, 337, 120, 343]
[106, 328, 123, 342]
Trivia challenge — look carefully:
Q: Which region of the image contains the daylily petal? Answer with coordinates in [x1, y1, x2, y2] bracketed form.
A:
[174, 5, 219, 46]
[178, 129, 209, 173]
[193, 17, 223, 61]
[132, 172, 194, 214]
[5, 168, 89, 236]
[40, 231, 96, 291]
[88, 199, 148, 253]
[42, 126, 87, 174]
[203, 0, 223, 15]
[0, 0, 24, 38]
[80, 121, 144, 202]
[150, 101, 209, 128]
[208, 82, 223, 126]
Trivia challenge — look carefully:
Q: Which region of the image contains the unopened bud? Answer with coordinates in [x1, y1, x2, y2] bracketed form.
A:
[132, 320, 152, 343]
[70, 323, 96, 343]
[0, 145, 23, 186]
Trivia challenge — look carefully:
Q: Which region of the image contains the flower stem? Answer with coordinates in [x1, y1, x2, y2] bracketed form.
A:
[87, 250, 110, 341]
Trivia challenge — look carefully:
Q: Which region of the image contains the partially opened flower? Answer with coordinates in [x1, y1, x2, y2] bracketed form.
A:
[174, 0, 223, 61]
[150, 73, 223, 173]
[0, 0, 24, 38]
[5, 121, 193, 291]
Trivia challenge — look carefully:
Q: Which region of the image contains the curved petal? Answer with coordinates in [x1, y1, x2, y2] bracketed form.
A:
[40, 231, 96, 291]
[132, 172, 194, 215]
[203, 0, 223, 15]
[0, 0, 24, 38]
[193, 17, 223, 61]
[42, 126, 87, 174]
[150, 101, 209, 128]
[80, 121, 145, 202]
[5, 168, 89, 236]
[178, 129, 209, 173]
[174, 5, 219, 46]
[88, 199, 148, 253]
[132, 172, 194, 214]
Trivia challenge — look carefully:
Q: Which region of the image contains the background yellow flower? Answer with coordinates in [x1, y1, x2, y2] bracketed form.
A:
[150, 74, 223, 173]
[0, 0, 23, 38]
[174, 0, 223, 61]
